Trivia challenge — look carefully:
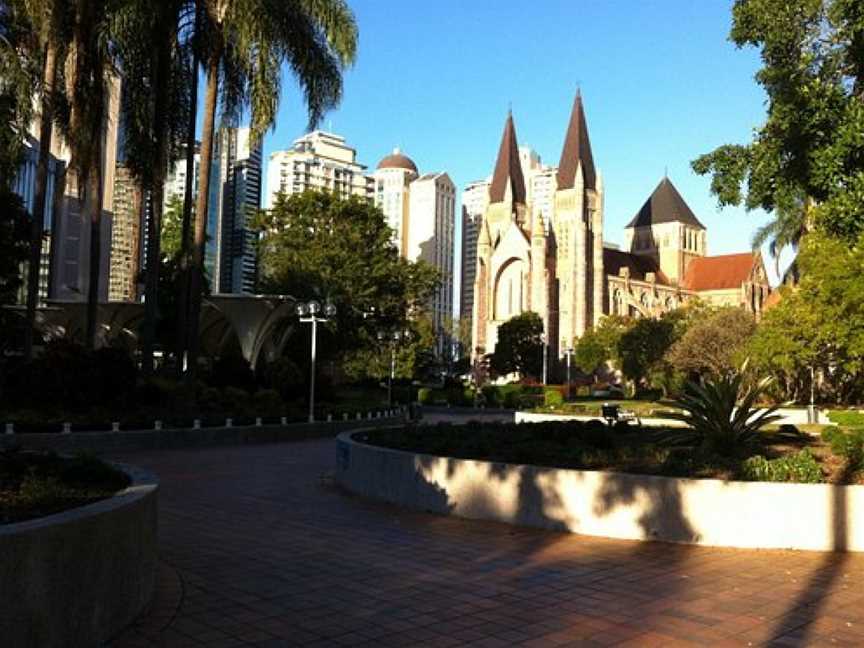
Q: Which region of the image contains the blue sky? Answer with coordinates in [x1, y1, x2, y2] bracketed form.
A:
[255, 0, 780, 290]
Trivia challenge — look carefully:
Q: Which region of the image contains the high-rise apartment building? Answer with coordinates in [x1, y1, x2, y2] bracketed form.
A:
[208, 126, 262, 294]
[107, 165, 143, 301]
[459, 178, 490, 342]
[265, 131, 373, 207]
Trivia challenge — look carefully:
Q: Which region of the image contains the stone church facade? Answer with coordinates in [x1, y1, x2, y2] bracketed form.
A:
[471, 92, 771, 362]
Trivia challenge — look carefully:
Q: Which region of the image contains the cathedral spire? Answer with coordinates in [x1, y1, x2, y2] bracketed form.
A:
[557, 91, 596, 191]
[489, 111, 526, 206]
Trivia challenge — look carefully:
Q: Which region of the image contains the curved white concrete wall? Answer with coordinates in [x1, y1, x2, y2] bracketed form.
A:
[515, 407, 834, 427]
[337, 432, 864, 552]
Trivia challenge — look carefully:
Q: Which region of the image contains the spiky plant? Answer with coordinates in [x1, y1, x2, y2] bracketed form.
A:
[666, 361, 784, 457]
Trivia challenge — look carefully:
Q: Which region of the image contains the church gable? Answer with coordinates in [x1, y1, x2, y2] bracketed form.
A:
[490, 220, 531, 267]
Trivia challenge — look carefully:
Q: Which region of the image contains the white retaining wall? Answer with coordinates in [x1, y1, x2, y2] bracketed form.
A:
[337, 432, 864, 552]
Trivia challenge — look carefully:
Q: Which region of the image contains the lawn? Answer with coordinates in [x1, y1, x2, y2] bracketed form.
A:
[359, 421, 864, 485]
[532, 399, 676, 417]
[1, 450, 131, 524]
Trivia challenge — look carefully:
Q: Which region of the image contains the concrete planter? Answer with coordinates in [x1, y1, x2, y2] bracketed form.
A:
[337, 431, 864, 552]
[0, 463, 158, 647]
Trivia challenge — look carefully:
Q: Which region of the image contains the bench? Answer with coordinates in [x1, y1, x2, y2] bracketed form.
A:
[601, 403, 641, 426]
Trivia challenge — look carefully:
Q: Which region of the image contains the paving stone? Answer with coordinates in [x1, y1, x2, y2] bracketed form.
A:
[108, 440, 864, 647]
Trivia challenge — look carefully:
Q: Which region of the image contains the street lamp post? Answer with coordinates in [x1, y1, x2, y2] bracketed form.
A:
[564, 347, 574, 401]
[297, 300, 336, 423]
[541, 335, 548, 386]
[377, 329, 410, 407]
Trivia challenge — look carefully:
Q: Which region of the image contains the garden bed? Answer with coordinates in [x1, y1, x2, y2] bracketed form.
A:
[1, 449, 131, 524]
[360, 420, 864, 485]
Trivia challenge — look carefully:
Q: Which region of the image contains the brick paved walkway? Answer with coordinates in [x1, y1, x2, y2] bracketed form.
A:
[111, 440, 864, 647]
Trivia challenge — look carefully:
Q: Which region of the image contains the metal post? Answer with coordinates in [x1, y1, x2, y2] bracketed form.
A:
[542, 338, 548, 386]
[389, 346, 395, 407]
[309, 317, 317, 423]
[566, 350, 571, 400]
[808, 365, 817, 424]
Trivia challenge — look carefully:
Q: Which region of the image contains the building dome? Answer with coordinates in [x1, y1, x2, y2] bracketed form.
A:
[377, 148, 418, 174]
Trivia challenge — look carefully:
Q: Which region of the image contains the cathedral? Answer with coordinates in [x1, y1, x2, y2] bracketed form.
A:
[471, 92, 771, 363]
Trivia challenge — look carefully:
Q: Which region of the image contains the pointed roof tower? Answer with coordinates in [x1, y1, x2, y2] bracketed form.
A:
[626, 177, 706, 229]
[489, 111, 526, 205]
[557, 91, 596, 191]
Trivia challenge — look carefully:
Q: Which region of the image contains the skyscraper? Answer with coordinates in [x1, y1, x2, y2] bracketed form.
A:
[372, 151, 456, 356]
[459, 178, 490, 342]
[265, 131, 373, 207]
[12, 138, 65, 304]
[209, 127, 262, 294]
[108, 165, 143, 301]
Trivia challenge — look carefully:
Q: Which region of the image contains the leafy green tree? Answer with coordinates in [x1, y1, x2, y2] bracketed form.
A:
[257, 190, 439, 367]
[573, 315, 631, 375]
[185, 0, 358, 379]
[749, 232, 864, 403]
[666, 307, 756, 379]
[618, 315, 678, 390]
[490, 312, 544, 379]
[692, 0, 864, 270]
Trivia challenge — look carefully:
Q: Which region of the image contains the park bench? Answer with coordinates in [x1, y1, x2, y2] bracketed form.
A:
[601, 403, 641, 426]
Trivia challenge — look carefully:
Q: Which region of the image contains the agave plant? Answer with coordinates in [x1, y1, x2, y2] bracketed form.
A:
[666, 361, 784, 457]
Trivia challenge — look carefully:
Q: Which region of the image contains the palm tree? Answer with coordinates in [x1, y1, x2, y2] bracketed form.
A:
[63, 0, 114, 349]
[752, 195, 812, 285]
[112, 0, 194, 374]
[183, 0, 358, 379]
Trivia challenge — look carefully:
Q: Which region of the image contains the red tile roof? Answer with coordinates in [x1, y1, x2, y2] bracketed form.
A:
[681, 253, 756, 291]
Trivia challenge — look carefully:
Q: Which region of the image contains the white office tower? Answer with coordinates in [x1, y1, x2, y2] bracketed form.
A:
[408, 172, 456, 353]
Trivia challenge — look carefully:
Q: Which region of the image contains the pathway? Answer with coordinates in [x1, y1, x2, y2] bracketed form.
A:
[111, 439, 864, 647]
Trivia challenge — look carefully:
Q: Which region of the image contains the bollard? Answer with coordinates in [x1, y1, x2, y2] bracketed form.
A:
[255, 417, 262, 427]
[343, 413, 348, 421]
[280, 416, 287, 426]
[4, 423, 13, 435]
[154, 420, 163, 431]
[367, 412, 373, 420]
[356, 412, 362, 420]
[62, 422, 71, 434]
[225, 418, 233, 428]
[193, 419, 201, 430]
[327, 413, 332, 423]
[112, 421, 120, 432]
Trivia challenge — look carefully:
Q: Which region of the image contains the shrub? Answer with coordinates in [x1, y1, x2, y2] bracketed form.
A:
[544, 388, 564, 408]
[822, 427, 864, 470]
[666, 361, 783, 457]
[740, 449, 823, 483]
[222, 386, 251, 414]
[252, 389, 285, 416]
[417, 387, 433, 404]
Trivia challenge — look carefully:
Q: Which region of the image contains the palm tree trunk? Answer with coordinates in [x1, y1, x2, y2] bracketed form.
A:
[85, 142, 104, 350]
[185, 49, 219, 380]
[175, 45, 199, 376]
[141, 25, 174, 376]
[24, 42, 58, 359]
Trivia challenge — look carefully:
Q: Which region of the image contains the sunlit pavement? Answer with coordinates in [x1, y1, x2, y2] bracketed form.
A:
[111, 439, 864, 647]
